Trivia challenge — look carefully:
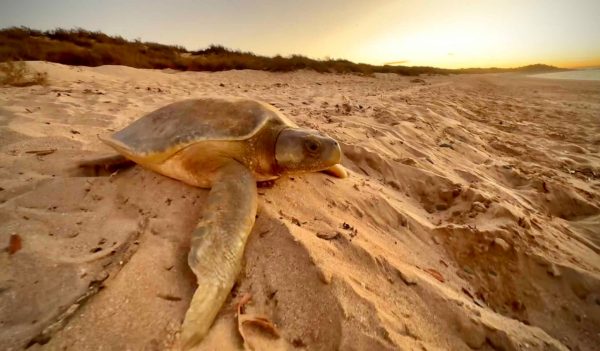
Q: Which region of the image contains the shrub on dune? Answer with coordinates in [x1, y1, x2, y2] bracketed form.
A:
[0, 60, 48, 87]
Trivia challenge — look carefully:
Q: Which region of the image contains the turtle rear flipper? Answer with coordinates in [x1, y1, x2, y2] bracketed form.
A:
[78, 154, 136, 176]
[182, 161, 257, 349]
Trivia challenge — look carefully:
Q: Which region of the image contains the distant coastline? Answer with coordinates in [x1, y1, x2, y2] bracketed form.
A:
[530, 69, 600, 81]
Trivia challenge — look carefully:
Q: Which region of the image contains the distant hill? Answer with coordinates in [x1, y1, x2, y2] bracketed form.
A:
[0, 27, 563, 76]
[455, 64, 565, 74]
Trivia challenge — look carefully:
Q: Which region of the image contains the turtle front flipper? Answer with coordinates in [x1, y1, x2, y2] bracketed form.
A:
[323, 164, 348, 178]
[182, 161, 258, 349]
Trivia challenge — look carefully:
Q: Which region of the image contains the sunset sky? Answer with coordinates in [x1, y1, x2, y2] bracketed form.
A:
[1, 0, 599, 68]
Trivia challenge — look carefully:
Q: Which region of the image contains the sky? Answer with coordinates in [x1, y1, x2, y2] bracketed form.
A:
[1, 0, 599, 68]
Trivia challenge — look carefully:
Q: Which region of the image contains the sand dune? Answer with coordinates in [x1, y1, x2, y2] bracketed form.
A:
[1, 62, 599, 350]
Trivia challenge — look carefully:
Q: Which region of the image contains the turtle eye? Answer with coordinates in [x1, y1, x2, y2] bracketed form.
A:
[304, 139, 321, 154]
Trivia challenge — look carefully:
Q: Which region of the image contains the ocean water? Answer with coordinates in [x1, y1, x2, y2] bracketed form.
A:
[530, 69, 600, 81]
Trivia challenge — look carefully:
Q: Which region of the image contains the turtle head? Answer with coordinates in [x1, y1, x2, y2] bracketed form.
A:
[275, 128, 342, 174]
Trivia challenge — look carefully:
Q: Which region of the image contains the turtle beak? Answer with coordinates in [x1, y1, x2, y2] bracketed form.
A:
[325, 138, 342, 166]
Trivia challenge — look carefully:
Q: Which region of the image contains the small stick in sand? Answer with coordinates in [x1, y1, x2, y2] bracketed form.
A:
[25, 149, 56, 156]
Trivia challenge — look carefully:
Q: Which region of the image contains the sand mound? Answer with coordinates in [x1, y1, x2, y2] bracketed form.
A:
[1, 63, 599, 350]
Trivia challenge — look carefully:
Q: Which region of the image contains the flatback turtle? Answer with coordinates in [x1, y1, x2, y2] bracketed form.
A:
[81, 98, 347, 349]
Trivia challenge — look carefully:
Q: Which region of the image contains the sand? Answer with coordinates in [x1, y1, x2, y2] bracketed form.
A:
[1, 62, 599, 351]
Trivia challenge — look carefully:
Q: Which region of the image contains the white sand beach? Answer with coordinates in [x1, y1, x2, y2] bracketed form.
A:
[1, 62, 599, 350]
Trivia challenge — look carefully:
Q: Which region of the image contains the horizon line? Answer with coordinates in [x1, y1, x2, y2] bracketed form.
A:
[4, 25, 599, 70]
